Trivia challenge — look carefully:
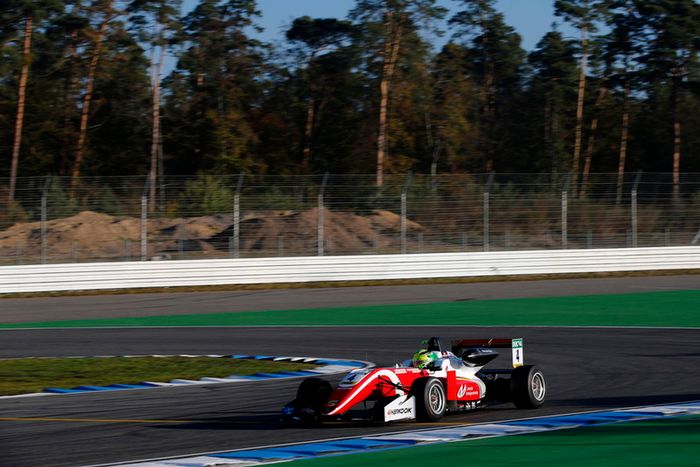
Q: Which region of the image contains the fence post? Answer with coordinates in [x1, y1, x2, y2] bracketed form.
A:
[233, 173, 244, 258]
[631, 170, 642, 248]
[318, 172, 329, 256]
[277, 235, 284, 257]
[140, 195, 147, 261]
[688, 227, 700, 246]
[140, 176, 149, 261]
[483, 172, 495, 252]
[401, 172, 413, 254]
[562, 172, 571, 249]
[40, 176, 50, 264]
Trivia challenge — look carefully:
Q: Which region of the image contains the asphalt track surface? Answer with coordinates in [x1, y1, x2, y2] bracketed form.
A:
[2, 277, 700, 466]
[2, 274, 700, 324]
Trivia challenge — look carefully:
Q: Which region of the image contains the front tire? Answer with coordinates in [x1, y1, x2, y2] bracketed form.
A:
[292, 377, 332, 424]
[414, 377, 447, 421]
[511, 365, 545, 409]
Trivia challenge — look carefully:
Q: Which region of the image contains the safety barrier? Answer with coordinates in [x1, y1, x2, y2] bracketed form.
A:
[1, 246, 699, 294]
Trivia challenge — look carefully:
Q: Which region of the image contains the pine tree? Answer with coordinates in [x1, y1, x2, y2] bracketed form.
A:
[128, 0, 182, 210]
[430, 43, 479, 172]
[286, 17, 355, 174]
[636, 0, 700, 201]
[70, 0, 120, 191]
[554, 0, 605, 193]
[351, 0, 445, 185]
[600, 0, 644, 202]
[529, 30, 578, 174]
[450, 0, 525, 172]
[4, 0, 62, 201]
[163, 0, 265, 174]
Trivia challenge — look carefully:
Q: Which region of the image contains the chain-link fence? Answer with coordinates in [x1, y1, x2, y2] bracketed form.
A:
[1, 173, 699, 265]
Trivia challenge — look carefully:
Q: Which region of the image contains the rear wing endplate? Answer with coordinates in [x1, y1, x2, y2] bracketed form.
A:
[451, 338, 524, 368]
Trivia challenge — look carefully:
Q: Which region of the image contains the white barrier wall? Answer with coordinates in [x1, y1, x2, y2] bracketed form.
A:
[2, 246, 700, 294]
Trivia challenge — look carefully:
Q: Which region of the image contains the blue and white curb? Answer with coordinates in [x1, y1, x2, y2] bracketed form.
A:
[0, 355, 372, 399]
[113, 401, 700, 466]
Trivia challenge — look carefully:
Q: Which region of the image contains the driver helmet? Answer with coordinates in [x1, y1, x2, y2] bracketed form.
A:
[412, 349, 438, 369]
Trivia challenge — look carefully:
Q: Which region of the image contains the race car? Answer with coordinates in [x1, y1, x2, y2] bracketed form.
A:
[282, 337, 545, 424]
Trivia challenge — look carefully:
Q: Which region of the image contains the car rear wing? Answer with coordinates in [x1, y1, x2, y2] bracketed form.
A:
[451, 338, 524, 368]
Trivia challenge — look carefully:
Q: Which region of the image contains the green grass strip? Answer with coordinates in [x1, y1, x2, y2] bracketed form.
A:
[2, 290, 699, 329]
[288, 415, 700, 467]
[0, 357, 314, 396]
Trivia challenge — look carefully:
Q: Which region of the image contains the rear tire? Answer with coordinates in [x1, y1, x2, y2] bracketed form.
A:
[511, 365, 545, 409]
[414, 377, 447, 421]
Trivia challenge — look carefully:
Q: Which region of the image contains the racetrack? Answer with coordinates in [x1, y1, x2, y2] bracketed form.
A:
[2, 277, 700, 466]
[3, 274, 700, 324]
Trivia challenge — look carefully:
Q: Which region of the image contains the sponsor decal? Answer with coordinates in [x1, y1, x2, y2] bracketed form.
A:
[456, 383, 479, 399]
[386, 407, 413, 416]
[383, 395, 417, 421]
[512, 338, 524, 368]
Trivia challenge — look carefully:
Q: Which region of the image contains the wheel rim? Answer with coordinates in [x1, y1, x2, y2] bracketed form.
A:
[428, 384, 445, 414]
[531, 372, 545, 401]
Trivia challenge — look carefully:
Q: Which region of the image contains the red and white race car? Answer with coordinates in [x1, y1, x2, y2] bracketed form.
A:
[282, 337, 545, 423]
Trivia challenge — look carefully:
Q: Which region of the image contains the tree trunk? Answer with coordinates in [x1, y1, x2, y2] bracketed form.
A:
[149, 39, 165, 212]
[301, 94, 316, 175]
[544, 97, 553, 174]
[616, 79, 631, 205]
[376, 11, 403, 187]
[484, 62, 495, 172]
[580, 83, 607, 198]
[8, 16, 33, 203]
[572, 25, 588, 196]
[479, 8, 494, 173]
[552, 92, 561, 174]
[672, 76, 681, 203]
[71, 19, 108, 193]
[301, 53, 318, 175]
[62, 28, 80, 175]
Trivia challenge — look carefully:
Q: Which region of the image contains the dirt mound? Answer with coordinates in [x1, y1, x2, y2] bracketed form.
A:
[209, 208, 422, 255]
[0, 209, 424, 261]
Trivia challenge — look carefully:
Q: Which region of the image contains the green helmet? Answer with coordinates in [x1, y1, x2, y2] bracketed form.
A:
[412, 349, 437, 369]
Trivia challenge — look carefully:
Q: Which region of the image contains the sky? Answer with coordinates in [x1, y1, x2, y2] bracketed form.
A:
[180, 0, 577, 52]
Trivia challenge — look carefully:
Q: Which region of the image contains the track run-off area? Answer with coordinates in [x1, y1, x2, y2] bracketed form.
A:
[1, 275, 699, 466]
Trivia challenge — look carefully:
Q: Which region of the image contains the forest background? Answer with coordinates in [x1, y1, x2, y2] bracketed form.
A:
[1, 0, 699, 206]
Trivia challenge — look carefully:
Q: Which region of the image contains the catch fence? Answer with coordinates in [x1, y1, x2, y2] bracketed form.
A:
[1, 173, 699, 265]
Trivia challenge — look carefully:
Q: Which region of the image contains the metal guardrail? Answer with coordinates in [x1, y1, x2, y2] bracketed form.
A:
[1, 247, 699, 294]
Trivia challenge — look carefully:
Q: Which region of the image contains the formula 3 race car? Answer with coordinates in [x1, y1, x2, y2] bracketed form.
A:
[282, 337, 545, 424]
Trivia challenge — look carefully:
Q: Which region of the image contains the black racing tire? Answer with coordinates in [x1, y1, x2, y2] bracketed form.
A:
[293, 377, 332, 424]
[413, 377, 447, 422]
[510, 365, 546, 409]
[296, 377, 332, 404]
